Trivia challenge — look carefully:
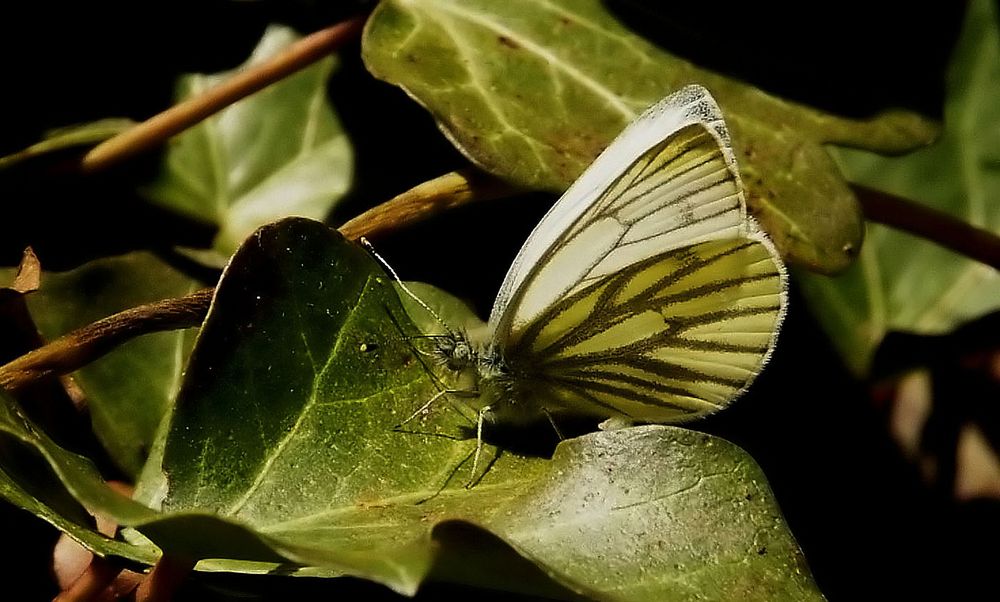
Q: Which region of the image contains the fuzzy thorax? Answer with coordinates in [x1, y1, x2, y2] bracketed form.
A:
[433, 333, 542, 424]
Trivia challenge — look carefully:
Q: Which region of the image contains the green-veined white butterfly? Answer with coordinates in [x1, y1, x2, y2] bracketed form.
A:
[401, 84, 787, 446]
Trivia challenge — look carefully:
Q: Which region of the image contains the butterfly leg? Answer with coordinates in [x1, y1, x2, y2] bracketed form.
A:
[395, 388, 480, 428]
[396, 389, 449, 428]
[467, 404, 492, 488]
[542, 408, 566, 441]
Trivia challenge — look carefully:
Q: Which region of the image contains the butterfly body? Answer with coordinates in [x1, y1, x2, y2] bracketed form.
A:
[426, 85, 787, 432]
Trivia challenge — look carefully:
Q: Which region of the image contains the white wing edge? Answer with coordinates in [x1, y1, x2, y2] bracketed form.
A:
[728, 222, 790, 409]
[488, 85, 750, 331]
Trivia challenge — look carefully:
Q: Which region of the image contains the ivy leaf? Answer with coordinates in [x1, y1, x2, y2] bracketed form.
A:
[0, 118, 135, 170]
[800, 0, 1000, 375]
[0, 253, 201, 477]
[0, 219, 821, 599]
[124, 218, 821, 599]
[128, 217, 530, 590]
[0, 389, 160, 566]
[361, 0, 938, 273]
[141, 25, 354, 259]
[0, 462, 157, 568]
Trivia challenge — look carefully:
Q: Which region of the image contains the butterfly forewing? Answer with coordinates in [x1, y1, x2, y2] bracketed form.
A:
[489, 85, 787, 422]
[564, 125, 745, 291]
[493, 97, 748, 344]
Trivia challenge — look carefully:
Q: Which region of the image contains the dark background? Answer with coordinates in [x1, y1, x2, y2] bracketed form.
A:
[2, 1, 996, 599]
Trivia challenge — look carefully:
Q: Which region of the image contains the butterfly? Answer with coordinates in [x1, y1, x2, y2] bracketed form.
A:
[397, 84, 787, 453]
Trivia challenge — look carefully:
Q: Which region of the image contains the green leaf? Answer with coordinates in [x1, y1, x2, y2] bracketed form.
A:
[1, 253, 200, 477]
[0, 118, 135, 170]
[361, 0, 939, 273]
[491, 427, 822, 601]
[0, 219, 820, 598]
[141, 24, 354, 258]
[117, 217, 822, 599]
[800, 0, 1000, 375]
[130, 216, 494, 591]
[0, 455, 157, 568]
[0, 389, 160, 565]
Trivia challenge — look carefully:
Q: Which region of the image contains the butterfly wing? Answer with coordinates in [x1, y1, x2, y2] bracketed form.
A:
[488, 85, 787, 422]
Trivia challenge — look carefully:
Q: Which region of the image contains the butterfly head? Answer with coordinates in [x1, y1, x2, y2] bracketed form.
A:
[432, 333, 520, 413]
[432, 331, 478, 372]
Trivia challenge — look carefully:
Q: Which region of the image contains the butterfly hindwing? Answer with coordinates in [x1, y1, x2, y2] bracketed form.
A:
[511, 236, 785, 422]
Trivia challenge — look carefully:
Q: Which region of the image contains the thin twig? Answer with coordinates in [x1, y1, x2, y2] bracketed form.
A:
[79, 16, 366, 174]
[854, 184, 1000, 269]
[0, 289, 213, 394]
[0, 170, 518, 393]
[2, 177, 995, 396]
[339, 168, 518, 241]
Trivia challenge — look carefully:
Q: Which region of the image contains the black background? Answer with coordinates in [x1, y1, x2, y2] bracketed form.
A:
[1, 1, 997, 599]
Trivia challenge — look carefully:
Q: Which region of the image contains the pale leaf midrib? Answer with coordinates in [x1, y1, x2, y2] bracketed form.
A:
[954, 6, 995, 228]
[189, 76, 231, 222]
[260, 475, 536, 533]
[435, 15, 550, 170]
[908, 1, 999, 331]
[430, 0, 639, 119]
[536, 0, 656, 64]
[222, 283, 371, 516]
[227, 135, 347, 217]
[300, 65, 333, 156]
[861, 233, 887, 346]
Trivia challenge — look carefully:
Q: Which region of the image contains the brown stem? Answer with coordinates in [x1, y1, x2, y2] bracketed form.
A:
[854, 184, 1000, 269]
[133, 556, 196, 602]
[0, 169, 519, 394]
[78, 16, 366, 174]
[0, 289, 213, 394]
[2, 176, 994, 396]
[339, 168, 519, 241]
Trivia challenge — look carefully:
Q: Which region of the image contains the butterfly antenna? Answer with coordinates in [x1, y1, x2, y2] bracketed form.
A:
[380, 301, 447, 393]
[360, 237, 451, 333]
[379, 301, 478, 428]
